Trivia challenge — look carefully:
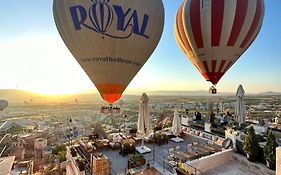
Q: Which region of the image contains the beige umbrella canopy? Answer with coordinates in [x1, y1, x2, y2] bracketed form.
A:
[172, 109, 181, 136]
[235, 85, 246, 124]
[138, 93, 151, 148]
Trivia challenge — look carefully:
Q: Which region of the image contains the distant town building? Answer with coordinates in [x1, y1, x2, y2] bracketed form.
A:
[0, 156, 15, 175]
[34, 138, 47, 150]
[63, 147, 86, 175]
[14, 140, 26, 160]
[63, 146, 110, 175]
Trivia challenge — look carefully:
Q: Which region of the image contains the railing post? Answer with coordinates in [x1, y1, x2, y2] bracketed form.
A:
[163, 156, 165, 172]
[153, 142, 155, 164]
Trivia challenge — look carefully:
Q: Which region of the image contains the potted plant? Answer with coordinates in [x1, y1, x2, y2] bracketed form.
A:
[129, 128, 137, 137]
[155, 132, 168, 146]
[243, 126, 261, 161]
[176, 162, 193, 175]
[120, 139, 135, 156]
[128, 154, 146, 168]
[264, 130, 278, 170]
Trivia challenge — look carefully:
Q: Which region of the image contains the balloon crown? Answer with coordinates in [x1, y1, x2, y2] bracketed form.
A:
[91, 0, 110, 3]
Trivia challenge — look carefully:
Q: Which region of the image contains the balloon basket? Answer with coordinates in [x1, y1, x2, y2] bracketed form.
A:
[209, 86, 217, 94]
[100, 105, 120, 114]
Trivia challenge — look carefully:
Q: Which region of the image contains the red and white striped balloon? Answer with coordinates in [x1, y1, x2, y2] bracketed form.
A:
[175, 0, 265, 85]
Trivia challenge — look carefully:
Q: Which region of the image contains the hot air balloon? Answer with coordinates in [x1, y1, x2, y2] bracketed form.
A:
[0, 100, 8, 111]
[53, 0, 164, 104]
[175, 0, 264, 93]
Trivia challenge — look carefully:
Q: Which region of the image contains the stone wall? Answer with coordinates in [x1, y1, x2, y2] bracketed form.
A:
[277, 147, 281, 175]
[186, 149, 233, 173]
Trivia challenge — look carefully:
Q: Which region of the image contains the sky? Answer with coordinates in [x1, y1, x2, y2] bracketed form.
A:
[0, 0, 281, 96]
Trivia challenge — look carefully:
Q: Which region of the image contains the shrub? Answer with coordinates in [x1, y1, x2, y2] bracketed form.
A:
[264, 130, 278, 168]
[129, 128, 137, 134]
[53, 145, 67, 162]
[155, 132, 168, 145]
[52, 145, 66, 155]
[243, 126, 261, 161]
[130, 153, 144, 163]
[122, 138, 135, 148]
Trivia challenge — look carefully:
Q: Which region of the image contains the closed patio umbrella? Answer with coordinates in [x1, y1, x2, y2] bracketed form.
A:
[172, 109, 181, 136]
[235, 85, 246, 125]
[137, 93, 151, 153]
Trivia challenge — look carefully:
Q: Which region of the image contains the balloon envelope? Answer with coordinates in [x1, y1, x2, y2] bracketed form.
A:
[53, 0, 164, 103]
[175, 0, 264, 85]
[0, 100, 8, 111]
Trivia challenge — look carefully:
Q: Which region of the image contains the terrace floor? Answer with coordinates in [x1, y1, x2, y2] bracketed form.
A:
[101, 140, 189, 175]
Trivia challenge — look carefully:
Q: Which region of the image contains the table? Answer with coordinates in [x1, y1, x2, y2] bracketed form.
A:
[133, 137, 142, 144]
[94, 139, 109, 150]
[132, 167, 161, 175]
[171, 137, 184, 143]
[136, 146, 151, 154]
[174, 151, 191, 162]
[184, 150, 200, 160]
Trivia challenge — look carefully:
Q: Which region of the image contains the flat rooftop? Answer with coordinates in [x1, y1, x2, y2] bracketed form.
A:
[0, 156, 15, 175]
[205, 160, 258, 175]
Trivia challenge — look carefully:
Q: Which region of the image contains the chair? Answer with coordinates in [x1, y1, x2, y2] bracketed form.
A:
[175, 145, 181, 151]
[168, 147, 175, 158]
[144, 133, 154, 143]
[187, 143, 193, 150]
[109, 134, 122, 150]
[193, 141, 198, 146]
[168, 147, 175, 153]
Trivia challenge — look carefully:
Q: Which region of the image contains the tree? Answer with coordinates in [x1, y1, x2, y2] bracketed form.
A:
[57, 150, 67, 162]
[52, 145, 66, 155]
[243, 126, 261, 161]
[264, 130, 278, 169]
[52, 145, 67, 162]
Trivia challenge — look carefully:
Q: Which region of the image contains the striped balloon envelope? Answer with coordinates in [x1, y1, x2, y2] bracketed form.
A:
[53, 0, 164, 104]
[175, 0, 264, 85]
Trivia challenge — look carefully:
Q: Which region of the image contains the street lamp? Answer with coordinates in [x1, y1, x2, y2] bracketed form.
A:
[123, 114, 127, 133]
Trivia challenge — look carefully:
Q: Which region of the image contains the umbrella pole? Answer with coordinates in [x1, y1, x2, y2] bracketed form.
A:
[142, 134, 144, 148]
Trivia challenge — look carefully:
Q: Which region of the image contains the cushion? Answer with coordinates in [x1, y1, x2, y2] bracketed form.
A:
[112, 135, 118, 143]
[203, 134, 212, 140]
[212, 136, 218, 141]
[215, 138, 224, 146]
[117, 136, 123, 143]
[193, 141, 198, 146]
[108, 134, 113, 141]
[207, 140, 215, 145]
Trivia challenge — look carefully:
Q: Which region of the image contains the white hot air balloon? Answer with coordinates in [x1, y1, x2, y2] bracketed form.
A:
[53, 0, 164, 104]
[0, 100, 8, 111]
